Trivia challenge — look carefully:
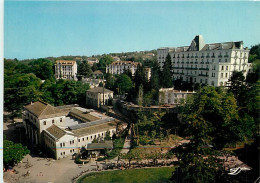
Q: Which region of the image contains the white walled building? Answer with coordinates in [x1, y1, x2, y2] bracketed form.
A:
[55, 60, 78, 80]
[157, 35, 252, 87]
[23, 101, 125, 160]
[106, 61, 140, 76]
[159, 88, 195, 105]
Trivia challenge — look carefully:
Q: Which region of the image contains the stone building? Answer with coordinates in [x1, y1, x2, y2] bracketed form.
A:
[159, 88, 195, 105]
[22, 101, 125, 160]
[86, 87, 114, 109]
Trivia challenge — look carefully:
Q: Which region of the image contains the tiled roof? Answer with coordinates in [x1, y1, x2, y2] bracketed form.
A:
[69, 108, 100, 122]
[70, 121, 117, 137]
[45, 125, 66, 140]
[93, 70, 103, 75]
[87, 141, 113, 150]
[24, 101, 66, 119]
[87, 87, 113, 94]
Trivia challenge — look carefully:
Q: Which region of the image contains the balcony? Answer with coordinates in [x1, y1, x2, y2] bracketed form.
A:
[199, 68, 209, 71]
[195, 56, 198, 58]
[190, 62, 194, 64]
[200, 62, 204, 64]
[201, 56, 204, 58]
[205, 62, 210, 64]
[177, 62, 180, 64]
[198, 74, 209, 77]
[181, 62, 185, 64]
[191, 56, 194, 58]
[186, 62, 189, 64]
[211, 56, 215, 58]
[206, 56, 210, 58]
[218, 55, 223, 58]
[187, 56, 190, 58]
[195, 62, 198, 64]
[224, 55, 229, 58]
[186, 67, 198, 70]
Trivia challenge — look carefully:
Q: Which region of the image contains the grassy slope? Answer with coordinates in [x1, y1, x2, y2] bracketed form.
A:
[78, 167, 174, 183]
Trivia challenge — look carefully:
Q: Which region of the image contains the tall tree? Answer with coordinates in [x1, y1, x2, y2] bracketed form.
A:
[116, 74, 133, 95]
[78, 61, 93, 78]
[161, 54, 173, 88]
[98, 55, 114, 72]
[228, 71, 247, 106]
[29, 58, 55, 80]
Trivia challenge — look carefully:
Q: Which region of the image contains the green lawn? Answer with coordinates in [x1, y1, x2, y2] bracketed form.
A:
[77, 167, 174, 183]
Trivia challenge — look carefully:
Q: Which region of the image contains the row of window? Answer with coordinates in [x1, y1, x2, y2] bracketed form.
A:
[158, 51, 247, 58]
[43, 118, 63, 125]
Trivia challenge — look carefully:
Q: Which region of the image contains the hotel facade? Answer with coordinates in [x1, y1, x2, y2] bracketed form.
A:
[55, 60, 78, 80]
[157, 35, 252, 87]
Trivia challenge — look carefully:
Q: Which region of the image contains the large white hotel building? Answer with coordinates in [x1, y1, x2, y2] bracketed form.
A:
[157, 35, 252, 87]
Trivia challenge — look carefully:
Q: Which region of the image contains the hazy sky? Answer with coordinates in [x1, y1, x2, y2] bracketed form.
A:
[4, 1, 260, 60]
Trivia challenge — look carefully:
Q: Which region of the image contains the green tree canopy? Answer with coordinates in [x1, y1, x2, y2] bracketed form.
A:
[4, 140, 30, 168]
[161, 54, 173, 88]
[78, 61, 93, 78]
[182, 86, 253, 149]
[29, 58, 55, 80]
[98, 55, 114, 72]
[116, 74, 133, 94]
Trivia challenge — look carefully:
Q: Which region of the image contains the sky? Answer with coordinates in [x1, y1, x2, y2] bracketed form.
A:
[4, 1, 260, 60]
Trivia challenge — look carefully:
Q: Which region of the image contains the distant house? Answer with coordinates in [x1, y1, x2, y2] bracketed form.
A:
[159, 88, 195, 105]
[87, 58, 99, 66]
[106, 61, 140, 76]
[93, 70, 103, 79]
[55, 60, 77, 80]
[82, 78, 103, 88]
[86, 87, 114, 109]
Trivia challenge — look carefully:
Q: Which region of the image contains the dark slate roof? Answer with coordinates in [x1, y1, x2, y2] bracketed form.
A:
[24, 101, 67, 119]
[87, 87, 113, 94]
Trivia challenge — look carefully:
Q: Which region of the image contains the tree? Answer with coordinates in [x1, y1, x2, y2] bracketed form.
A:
[91, 63, 98, 72]
[78, 61, 93, 78]
[161, 54, 173, 88]
[228, 71, 247, 106]
[4, 73, 42, 119]
[170, 86, 249, 183]
[4, 140, 30, 168]
[98, 55, 114, 72]
[29, 58, 55, 80]
[182, 86, 253, 149]
[150, 60, 161, 91]
[116, 74, 133, 94]
[104, 130, 111, 140]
